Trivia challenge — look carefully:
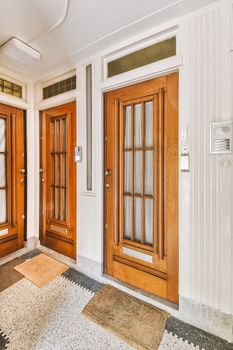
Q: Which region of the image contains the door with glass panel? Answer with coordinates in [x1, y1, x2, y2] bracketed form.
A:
[105, 73, 178, 303]
[40, 102, 76, 258]
[0, 104, 25, 258]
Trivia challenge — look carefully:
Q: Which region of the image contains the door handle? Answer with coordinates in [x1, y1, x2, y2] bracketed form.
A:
[19, 168, 26, 173]
[105, 169, 112, 176]
[39, 168, 45, 173]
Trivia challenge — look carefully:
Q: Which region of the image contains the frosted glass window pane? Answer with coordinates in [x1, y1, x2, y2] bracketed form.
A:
[124, 106, 131, 148]
[134, 197, 142, 242]
[0, 155, 6, 187]
[144, 151, 153, 195]
[134, 104, 142, 147]
[108, 37, 176, 77]
[0, 118, 6, 152]
[134, 151, 142, 194]
[145, 102, 153, 147]
[145, 199, 153, 245]
[63, 119, 67, 152]
[43, 75, 76, 99]
[86, 64, 93, 191]
[0, 190, 6, 223]
[124, 197, 132, 239]
[124, 152, 132, 193]
[52, 121, 55, 153]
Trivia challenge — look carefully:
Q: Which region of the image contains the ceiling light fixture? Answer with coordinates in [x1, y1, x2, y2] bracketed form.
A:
[0, 37, 40, 66]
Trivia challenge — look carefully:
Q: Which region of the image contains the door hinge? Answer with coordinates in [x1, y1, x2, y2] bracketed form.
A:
[105, 224, 108, 229]
[22, 214, 25, 219]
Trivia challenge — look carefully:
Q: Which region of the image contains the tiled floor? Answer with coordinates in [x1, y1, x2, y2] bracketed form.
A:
[0, 258, 24, 292]
[0, 250, 232, 350]
[0, 330, 9, 350]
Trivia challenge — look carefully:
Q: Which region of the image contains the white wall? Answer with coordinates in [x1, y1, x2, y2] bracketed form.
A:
[179, 2, 233, 312]
[178, 0, 233, 339]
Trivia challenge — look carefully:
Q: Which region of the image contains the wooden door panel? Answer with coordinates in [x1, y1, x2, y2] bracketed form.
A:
[105, 73, 178, 303]
[113, 261, 167, 299]
[0, 104, 25, 258]
[40, 102, 76, 259]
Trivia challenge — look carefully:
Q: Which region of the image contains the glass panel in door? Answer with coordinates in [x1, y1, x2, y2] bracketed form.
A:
[122, 101, 154, 247]
[0, 118, 6, 224]
[51, 117, 67, 222]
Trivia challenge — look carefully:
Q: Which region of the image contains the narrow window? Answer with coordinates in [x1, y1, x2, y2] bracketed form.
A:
[86, 64, 93, 191]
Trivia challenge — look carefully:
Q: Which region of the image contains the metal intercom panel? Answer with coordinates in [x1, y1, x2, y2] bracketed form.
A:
[210, 121, 233, 154]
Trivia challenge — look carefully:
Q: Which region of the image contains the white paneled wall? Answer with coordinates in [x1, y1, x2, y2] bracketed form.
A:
[179, 1, 233, 315]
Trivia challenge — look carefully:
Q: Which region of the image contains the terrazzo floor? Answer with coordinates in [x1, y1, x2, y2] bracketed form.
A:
[0, 250, 232, 350]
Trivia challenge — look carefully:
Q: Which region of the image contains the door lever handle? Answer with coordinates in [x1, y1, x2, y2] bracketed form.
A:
[39, 168, 45, 173]
[105, 170, 112, 176]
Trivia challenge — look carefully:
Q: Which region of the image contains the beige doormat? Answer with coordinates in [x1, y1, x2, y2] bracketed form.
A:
[14, 253, 68, 288]
[82, 284, 169, 350]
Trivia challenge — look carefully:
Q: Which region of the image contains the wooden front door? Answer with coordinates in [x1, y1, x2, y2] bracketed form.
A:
[40, 102, 76, 259]
[105, 73, 179, 303]
[0, 104, 25, 258]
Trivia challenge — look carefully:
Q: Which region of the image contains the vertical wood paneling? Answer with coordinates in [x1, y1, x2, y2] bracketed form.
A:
[180, 3, 233, 314]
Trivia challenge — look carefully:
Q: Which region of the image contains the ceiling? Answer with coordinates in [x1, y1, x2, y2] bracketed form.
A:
[0, 0, 216, 80]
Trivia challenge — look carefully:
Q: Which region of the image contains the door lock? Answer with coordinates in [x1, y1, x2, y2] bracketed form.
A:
[105, 170, 112, 176]
[19, 168, 26, 173]
[39, 168, 45, 173]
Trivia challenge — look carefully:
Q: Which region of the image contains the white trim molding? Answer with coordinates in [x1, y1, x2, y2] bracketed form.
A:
[0, 71, 27, 102]
[35, 68, 76, 105]
[99, 55, 182, 92]
[103, 26, 178, 80]
[0, 93, 29, 109]
[180, 296, 233, 343]
[35, 89, 77, 110]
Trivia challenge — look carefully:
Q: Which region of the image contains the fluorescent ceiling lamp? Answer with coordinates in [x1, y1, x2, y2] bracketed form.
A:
[0, 38, 40, 66]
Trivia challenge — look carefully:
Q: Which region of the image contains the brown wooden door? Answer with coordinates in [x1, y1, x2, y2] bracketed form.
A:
[0, 104, 25, 258]
[40, 102, 76, 259]
[105, 73, 179, 303]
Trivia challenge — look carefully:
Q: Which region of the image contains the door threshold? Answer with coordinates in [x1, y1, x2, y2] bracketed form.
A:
[101, 274, 179, 317]
[37, 243, 76, 269]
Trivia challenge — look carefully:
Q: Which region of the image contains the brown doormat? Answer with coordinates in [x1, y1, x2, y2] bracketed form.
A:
[14, 253, 68, 288]
[82, 284, 169, 350]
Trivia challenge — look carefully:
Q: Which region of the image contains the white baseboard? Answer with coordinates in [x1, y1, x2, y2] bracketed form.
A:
[37, 243, 77, 269]
[179, 296, 233, 343]
[75, 254, 103, 282]
[26, 236, 39, 251]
